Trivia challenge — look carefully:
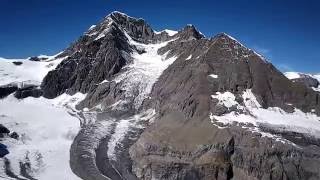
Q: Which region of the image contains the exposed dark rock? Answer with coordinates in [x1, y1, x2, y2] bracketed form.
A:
[0, 124, 10, 134]
[19, 161, 37, 180]
[41, 22, 131, 99]
[10, 132, 19, 140]
[12, 61, 23, 65]
[14, 85, 43, 99]
[28, 56, 48, 61]
[176, 24, 205, 41]
[0, 84, 18, 99]
[0, 82, 43, 99]
[0, 144, 9, 158]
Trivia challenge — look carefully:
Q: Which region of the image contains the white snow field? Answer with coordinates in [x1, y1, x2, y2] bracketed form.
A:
[0, 56, 83, 179]
[0, 95, 82, 180]
[210, 89, 320, 139]
[0, 55, 64, 86]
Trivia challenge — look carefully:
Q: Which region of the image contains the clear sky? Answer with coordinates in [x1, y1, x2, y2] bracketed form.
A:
[0, 0, 319, 73]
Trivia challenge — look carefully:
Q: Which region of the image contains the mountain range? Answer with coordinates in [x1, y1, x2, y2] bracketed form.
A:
[0, 11, 320, 180]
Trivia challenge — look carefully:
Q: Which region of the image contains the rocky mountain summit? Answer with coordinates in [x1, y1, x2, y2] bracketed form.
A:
[1, 11, 320, 180]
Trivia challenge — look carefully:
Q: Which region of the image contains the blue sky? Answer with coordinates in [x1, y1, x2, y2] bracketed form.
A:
[0, 0, 319, 73]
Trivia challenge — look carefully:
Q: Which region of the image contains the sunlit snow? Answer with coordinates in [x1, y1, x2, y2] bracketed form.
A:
[210, 89, 320, 139]
[185, 54, 192, 60]
[0, 56, 65, 86]
[209, 74, 218, 79]
[0, 95, 83, 180]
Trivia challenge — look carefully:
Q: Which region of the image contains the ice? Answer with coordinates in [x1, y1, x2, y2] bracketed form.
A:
[103, 31, 178, 159]
[107, 109, 155, 160]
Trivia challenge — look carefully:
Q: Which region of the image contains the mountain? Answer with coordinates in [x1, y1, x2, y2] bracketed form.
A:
[1, 11, 320, 180]
[285, 72, 320, 91]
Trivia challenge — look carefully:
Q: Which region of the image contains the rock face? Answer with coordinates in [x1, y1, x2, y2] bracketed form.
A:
[0, 124, 10, 135]
[0, 84, 18, 98]
[14, 85, 42, 99]
[38, 11, 320, 180]
[0, 82, 42, 99]
[0, 143, 9, 158]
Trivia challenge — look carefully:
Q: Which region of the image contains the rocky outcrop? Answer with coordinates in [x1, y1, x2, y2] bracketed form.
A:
[41, 31, 130, 98]
[28, 56, 48, 61]
[12, 61, 23, 66]
[0, 144, 9, 158]
[14, 85, 42, 99]
[0, 124, 10, 135]
[0, 82, 42, 99]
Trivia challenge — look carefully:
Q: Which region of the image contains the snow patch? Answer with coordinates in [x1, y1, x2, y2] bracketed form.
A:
[284, 72, 301, 79]
[185, 55, 192, 60]
[98, 79, 109, 85]
[211, 91, 238, 108]
[94, 26, 112, 41]
[209, 74, 218, 79]
[88, 25, 96, 30]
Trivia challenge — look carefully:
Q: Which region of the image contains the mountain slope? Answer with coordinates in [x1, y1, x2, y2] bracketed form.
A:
[130, 32, 320, 180]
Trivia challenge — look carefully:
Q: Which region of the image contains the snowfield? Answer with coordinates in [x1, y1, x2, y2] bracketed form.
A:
[210, 89, 320, 139]
[0, 56, 84, 179]
[0, 56, 64, 86]
[0, 95, 82, 180]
